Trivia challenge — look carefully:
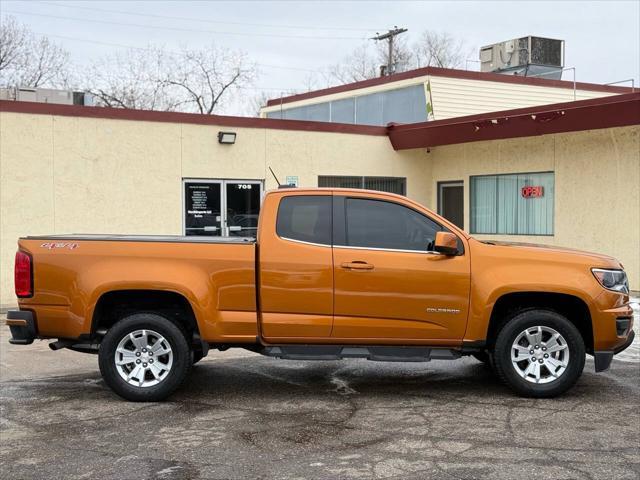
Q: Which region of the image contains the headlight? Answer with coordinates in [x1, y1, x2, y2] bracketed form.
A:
[591, 268, 629, 294]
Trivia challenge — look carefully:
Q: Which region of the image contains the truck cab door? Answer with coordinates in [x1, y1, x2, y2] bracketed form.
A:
[331, 194, 470, 344]
[257, 192, 334, 340]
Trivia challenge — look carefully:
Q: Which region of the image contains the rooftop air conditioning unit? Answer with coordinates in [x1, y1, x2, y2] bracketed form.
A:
[479, 36, 565, 80]
[12, 87, 94, 106]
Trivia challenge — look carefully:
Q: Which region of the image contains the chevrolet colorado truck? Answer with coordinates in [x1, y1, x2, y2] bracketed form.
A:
[7, 188, 635, 401]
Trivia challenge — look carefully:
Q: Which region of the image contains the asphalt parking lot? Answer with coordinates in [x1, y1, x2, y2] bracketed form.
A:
[1, 313, 638, 480]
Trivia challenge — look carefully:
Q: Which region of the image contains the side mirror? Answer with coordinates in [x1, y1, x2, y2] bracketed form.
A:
[433, 231, 458, 255]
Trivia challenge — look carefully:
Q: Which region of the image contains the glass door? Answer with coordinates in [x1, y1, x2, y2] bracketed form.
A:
[184, 180, 223, 236]
[224, 181, 262, 237]
[438, 181, 464, 229]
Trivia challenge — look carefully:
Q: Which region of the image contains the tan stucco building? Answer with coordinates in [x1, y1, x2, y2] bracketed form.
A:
[1, 67, 639, 308]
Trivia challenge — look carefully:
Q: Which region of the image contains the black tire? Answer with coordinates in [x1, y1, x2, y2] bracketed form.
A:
[493, 309, 585, 398]
[98, 313, 192, 402]
[472, 351, 491, 364]
[192, 350, 204, 365]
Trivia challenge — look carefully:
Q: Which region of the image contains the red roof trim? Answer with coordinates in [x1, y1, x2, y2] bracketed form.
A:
[265, 66, 634, 107]
[387, 93, 640, 150]
[0, 100, 388, 136]
[3, 94, 638, 151]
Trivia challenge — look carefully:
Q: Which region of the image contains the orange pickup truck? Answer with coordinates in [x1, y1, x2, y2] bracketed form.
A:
[7, 188, 634, 401]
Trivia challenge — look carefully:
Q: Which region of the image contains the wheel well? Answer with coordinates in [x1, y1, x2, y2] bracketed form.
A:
[92, 290, 200, 345]
[486, 292, 593, 354]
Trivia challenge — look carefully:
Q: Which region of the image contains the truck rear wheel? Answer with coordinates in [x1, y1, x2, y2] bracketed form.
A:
[493, 309, 585, 398]
[98, 313, 192, 402]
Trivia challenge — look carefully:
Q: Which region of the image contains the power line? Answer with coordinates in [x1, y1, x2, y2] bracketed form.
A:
[37, 1, 380, 33]
[32, 32, 321, 73]
[2, 10, 368, 40]
[64, 72, 304, 93]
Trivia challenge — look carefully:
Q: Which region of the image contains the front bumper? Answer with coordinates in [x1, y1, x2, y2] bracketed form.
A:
[593, 329, 635, 372]
[6, 310, 36, 345]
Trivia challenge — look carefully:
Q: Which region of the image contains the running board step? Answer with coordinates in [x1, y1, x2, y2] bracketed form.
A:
[261, 345, 460, 362]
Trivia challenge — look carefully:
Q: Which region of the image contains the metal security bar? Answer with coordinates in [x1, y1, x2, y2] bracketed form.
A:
[318, 176, 406, 195]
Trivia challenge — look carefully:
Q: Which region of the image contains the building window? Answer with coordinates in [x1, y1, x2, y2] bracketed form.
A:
[470, 172, 554, 235]
[266, 84, 427, 126]
[318, 176, 406, 195]
[330, 98, 355, 124]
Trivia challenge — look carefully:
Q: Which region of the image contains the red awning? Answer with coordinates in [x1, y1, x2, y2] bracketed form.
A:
[387, 93, 640, 150]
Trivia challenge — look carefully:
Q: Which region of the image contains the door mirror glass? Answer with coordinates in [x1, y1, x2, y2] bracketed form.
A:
[433, 231, 459, 255]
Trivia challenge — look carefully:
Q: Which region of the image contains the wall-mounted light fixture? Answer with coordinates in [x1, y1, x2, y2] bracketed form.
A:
[218, 131, 237, 144]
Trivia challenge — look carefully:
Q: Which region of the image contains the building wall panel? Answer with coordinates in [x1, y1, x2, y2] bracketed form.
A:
[0, 113, 55, 305]
[428, 76, 615, 120]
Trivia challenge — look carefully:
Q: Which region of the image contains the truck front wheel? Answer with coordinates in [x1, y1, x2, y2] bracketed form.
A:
[98, 313, 192, 401]
[493, 309, 585, 398]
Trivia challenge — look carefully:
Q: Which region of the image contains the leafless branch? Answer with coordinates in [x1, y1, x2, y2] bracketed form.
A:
[327, 30, 469, 83]
[414, 31, 470, 69]
[84, 43, 255, 114]
[0, 15, 70, 88]
[164, 45, 256, 114]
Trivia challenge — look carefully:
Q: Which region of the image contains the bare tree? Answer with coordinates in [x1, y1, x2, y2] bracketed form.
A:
[329, 43, 380, 84]
[164, 45, 256, 114]
[243, 90, 273, 117]
[244, 71, 325, 118]
[328, 36, 414, 84]
[0, 16, 70, 88]
[83, 46, 183, 111]
[327, 30, 469, 83]
[414, 31, 469, 69]
[85, 44, 256, 114]
[0, 16, 27, 73]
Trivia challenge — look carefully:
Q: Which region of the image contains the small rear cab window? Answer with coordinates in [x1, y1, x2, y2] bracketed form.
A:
[276, 195, 332, 245]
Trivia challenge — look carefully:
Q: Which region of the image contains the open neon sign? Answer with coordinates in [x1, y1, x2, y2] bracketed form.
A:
[521, 186, 544, 198]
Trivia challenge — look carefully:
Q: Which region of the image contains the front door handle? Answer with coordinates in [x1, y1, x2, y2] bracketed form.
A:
[340, 261, 374, 270]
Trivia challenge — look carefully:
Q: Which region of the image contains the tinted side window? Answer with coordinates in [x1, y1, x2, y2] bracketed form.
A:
[345, 198, 441, 251]
[276, 196, 332, 245]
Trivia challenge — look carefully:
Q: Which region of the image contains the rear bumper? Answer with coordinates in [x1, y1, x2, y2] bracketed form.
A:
[6, 310, 36, 345]
[593, 330, 635, 372]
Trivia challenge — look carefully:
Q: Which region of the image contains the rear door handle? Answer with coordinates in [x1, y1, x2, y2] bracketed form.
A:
[340, 261, 374, 270]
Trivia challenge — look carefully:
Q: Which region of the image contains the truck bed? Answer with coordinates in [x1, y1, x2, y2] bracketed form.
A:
[17, 235, 258, 342]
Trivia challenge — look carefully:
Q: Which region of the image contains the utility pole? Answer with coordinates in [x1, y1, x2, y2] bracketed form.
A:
[371, 26, 408, 76]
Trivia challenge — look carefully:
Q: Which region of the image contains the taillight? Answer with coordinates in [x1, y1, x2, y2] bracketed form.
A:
[14, 251, 33, 298]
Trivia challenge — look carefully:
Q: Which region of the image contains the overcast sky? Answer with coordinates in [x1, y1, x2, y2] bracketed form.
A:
[2, 0, 639, 114]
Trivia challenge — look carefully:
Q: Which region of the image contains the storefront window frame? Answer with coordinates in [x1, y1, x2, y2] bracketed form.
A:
[469, 171, 555, 236]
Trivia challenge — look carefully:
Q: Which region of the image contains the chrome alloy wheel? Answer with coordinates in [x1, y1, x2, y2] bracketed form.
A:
[114, 329, 173, 388]
[510, 326, 570, 384]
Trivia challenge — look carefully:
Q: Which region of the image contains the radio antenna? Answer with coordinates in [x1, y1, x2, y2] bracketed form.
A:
[268, 166, 282, 187]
